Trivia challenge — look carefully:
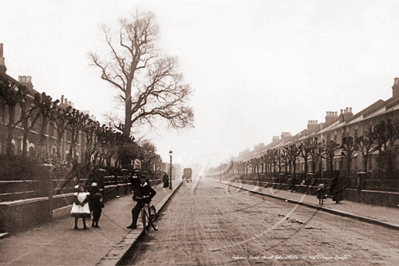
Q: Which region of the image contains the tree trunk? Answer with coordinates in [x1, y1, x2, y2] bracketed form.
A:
[6, 105, 15, 155]
[22, 129, 28, 158]
[124, 81, 132, 137]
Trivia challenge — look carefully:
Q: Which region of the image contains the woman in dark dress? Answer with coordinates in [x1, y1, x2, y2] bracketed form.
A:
[329, 175, 344, 204]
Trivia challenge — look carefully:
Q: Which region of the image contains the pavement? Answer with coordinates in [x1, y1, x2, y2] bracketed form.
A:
[0, 180, 181, 266]
[210, 178, 399, 231]
[2, 178, 399, 266]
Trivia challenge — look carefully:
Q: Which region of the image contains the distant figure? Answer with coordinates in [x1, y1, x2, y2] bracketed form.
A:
[315, 184, 327, 205]
[288, 176, 295, 192]
[163, 172, 169, 188]
[71, 185, 90, 229]
[91, 193, 104, 228]
[330, 174, 344, 204]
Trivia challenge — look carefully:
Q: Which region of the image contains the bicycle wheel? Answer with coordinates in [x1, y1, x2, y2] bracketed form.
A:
[149, 217, 159, 231]
[141, 209, 147, 232]
[150, 205, 158, 220]
[148, 206, 159, 231]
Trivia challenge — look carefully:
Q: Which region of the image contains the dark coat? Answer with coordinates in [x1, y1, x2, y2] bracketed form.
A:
[330, 176, 344, 202]
[316, 187, 327, 199]
[91, 196, 104, 212]
[163, 174, 169, 188]
[89, 186, 100, 211]
[133, 183, 156, 204]
[130, 175, 141, 194]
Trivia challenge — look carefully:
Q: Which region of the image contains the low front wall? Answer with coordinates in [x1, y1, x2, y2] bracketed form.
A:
[344, 189, 399, 208]
[0, 197, 52, 233]
[0, 183, 131, 233]
[226, 178, 399, 208]
[0, 180, 162, 233]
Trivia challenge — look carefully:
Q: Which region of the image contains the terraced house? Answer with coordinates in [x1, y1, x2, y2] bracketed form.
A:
[234, 76, 399, 193]
[0, 43, 94, 163]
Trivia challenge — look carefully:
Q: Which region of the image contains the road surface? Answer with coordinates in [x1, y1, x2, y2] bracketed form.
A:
[120, 178, 399, 265]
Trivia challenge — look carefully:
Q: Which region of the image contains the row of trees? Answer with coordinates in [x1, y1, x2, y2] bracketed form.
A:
[233, 119, 399, 180]
[1, 10, 195, 177]
[0, 76, 152, 170]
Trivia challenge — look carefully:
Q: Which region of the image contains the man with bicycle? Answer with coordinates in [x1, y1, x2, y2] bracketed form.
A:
[127, 171, 156, 229]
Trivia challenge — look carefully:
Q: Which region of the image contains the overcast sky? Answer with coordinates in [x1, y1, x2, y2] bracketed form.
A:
[2, 0, 399, 168]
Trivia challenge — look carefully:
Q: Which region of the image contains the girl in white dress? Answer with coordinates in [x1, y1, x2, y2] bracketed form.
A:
[71, 185, 90, 229]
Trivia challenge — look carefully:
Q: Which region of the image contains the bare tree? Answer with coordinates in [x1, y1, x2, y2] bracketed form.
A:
[0, 79, 27, 155]
[355, 127, 375, 172]
[285, 143, 300, 180]
[340, 136, 358, 179]
[370, 119, 399, 172]
[325, 140, 339, 174]
[50, 106, 72, 161]
[89, 11, 194, 137]
[65, 109, 89, 162]
[34, 93, 60, 160]
[299, 140, 312, 174]
[14, 92, 40, 158]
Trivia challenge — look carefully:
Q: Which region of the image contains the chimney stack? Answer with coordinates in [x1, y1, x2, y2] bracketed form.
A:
[325, 111, 338, 124]
[281, 132, 292, 140]
[0, 43, 6, 73]
[307, 120, 318, 131]
[18, 75, 33, 90]
[272, 136, 280, 142]
[392, 77, 399, 99]
[339, 107, 353, 123]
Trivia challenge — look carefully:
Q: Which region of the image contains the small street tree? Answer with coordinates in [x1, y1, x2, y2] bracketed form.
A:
[0, 79, 27, 155]
[89, 10, 194, 138]
[355, 128, 375, 172]
[140, 140, 158, 175]
[268, 149, 278, 177]
[340, 136, 359, 179]
[50, 106, 72, 161]
[65, 108, 89, 162]
[370, 119, 399, 172]
[35, 93, 59, 160]
[285, 143, 300, 180]
[299, 140, 312, 174]
[14, 92, 40, 158]
[81, 119, 99, 163]
[325, 140, 340, 174]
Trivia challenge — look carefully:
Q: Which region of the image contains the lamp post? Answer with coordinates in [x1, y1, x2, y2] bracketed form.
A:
[169, 150, 173, 189]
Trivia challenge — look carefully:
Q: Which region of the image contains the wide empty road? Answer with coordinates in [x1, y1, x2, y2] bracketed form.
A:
[120, 178, 399, 265]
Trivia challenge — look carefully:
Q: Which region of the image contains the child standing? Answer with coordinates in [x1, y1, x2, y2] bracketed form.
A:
[91, 193, 104, 228]
[89, 182, 100, 215]
[316, 184, 327, 205]
[71, 185, 90, 229]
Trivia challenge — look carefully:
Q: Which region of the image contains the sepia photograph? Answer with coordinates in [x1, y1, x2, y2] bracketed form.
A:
[1, 0, 399, 265]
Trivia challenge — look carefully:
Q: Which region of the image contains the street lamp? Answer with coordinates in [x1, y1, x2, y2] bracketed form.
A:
[169, 150, 173, 189]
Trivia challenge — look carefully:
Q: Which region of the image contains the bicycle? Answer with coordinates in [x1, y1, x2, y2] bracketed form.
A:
[138, 197, 158, 232]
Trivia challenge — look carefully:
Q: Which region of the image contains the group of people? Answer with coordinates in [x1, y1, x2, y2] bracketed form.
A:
[70, 169, 157, 230]
[314, 174, 345, 205]
[70, 182, 104, 229]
